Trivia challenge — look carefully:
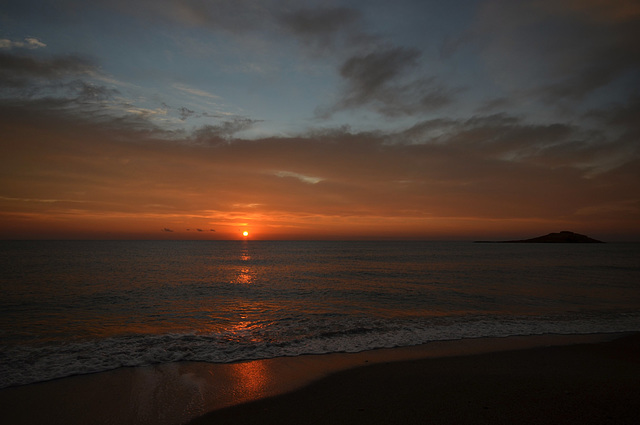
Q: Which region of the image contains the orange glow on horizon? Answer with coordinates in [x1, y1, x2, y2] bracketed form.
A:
[0, 207, 636, 241]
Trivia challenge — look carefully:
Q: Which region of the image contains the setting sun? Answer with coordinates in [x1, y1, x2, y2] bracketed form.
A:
[243, 231, 249, 237]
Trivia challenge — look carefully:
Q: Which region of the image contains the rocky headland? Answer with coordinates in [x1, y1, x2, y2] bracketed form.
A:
[475, 231, 604, 243]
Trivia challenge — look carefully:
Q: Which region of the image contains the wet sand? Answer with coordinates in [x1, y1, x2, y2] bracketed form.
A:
[189, 333, 640, 425]
[1, 333, 638, 425]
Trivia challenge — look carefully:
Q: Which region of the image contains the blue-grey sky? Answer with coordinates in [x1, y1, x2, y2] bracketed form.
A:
[1, 0, 639, 239]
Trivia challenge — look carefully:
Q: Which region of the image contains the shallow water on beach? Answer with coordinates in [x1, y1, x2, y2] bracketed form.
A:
[1, 240, 639, 388]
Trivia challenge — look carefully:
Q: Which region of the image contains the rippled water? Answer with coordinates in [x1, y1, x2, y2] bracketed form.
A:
[1, 240, 639, 388]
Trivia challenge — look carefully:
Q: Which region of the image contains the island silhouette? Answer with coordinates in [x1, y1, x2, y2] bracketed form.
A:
[475, 231, 604, 243]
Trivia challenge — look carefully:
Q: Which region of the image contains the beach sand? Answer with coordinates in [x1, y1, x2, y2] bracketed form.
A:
[189, 333, 640, 425]
[1, 333, 639, 425]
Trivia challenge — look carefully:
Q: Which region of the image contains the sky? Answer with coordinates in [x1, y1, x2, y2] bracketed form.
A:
[1, 0, 639, 241]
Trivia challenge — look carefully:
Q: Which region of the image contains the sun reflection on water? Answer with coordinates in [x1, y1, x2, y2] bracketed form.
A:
[234, 243, 254, 284]
[221, 318, 268, 343]
[235, 267, 253, 284]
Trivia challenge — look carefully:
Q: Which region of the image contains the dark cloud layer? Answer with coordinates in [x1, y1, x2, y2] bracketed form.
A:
[476, 0, 640, 104]
[280, 7, 360, 38]
[320, 47, 455, 117]
[278, 6, 372, 54]
[0, 52, 97, 88]
[340, 48, 420, 105]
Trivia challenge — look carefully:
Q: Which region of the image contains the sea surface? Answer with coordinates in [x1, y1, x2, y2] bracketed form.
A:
[1, 240, 639, 388]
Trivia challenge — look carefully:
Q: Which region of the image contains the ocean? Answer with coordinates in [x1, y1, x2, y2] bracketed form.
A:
[1, 240, 639, 389]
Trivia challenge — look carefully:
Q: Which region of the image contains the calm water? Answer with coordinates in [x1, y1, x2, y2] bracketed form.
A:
[1, 240, 639, 388]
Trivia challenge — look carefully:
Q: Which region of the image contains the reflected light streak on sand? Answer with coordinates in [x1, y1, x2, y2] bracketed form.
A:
[227, 360, 271, 402]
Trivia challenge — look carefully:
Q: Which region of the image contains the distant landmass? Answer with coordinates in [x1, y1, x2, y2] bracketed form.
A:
[475, 231, 604, 243]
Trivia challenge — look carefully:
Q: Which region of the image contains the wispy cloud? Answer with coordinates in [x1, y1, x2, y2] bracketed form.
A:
[0, 37, 46, 50]
[274, 171, 324, 184]
[173, 83, 221, 100]
[192, 118, 262, 141]
[0, 196, 87, 204]
[124, 105, 168, 117]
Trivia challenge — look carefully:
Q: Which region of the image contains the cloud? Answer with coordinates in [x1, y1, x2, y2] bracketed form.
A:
[0, 51, 185, 136]
[0, 0, 638, 239]
[0, 196, 87, 204]
[0, 51, 266, 150]
[398, 113, 617, 171]
[96, 0, 282, 35]
[586, 94, 640, 130]
[280, 6, 359, 36]
[321, 47, 455, 117]
[0, 52, 119, 120]
[540, 0, 640, 24]
[278, 6, 371, 54]
[4, 2, 457, 122]
[192, 118, 262, 141]
[56, 1, 457, 120]
[475, 0, 640, 103]
[340, 47, 421, 104]
[582, 95, 640, 172]
[172, 83, 221, 100]
[123, 0, 369, 51]
[1, 94, 639, 239]
[76, 81, 120, 102]
[274, 171, 323, 184]
[0, 37, 46, 50]
[0, 52, 97, 88]
[280, 7, 456, 118]
[439, 33, 470, 59]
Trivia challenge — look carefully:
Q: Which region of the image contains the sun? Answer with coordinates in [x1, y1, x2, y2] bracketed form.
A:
[242, 231, 249, 237]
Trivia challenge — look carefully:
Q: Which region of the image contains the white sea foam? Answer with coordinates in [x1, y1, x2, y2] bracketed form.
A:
[2, 311, 639, 389]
